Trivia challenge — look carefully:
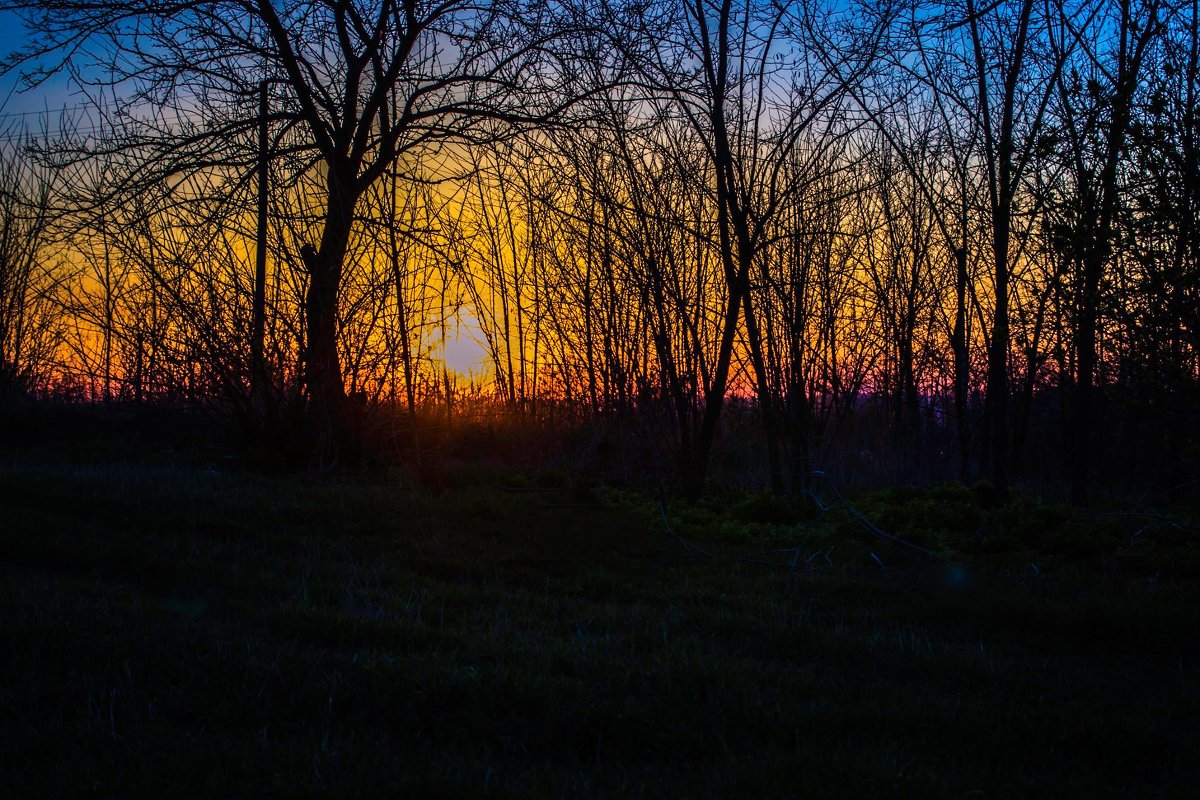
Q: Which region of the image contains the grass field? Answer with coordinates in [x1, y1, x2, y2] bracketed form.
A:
[2, 416, 1197, 797]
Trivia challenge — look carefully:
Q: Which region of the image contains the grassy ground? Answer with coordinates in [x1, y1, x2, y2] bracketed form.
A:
[1, 417, 1197, 797]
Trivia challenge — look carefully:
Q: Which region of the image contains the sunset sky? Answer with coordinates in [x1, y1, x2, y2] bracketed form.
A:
[0, 0, 1193, 500]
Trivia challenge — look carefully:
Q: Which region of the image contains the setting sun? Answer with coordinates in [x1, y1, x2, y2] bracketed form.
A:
[437, 314, 492, 381]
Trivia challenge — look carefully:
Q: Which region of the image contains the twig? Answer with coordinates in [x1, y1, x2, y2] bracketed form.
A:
[656, 472, 943, 571]
[1074, 508, 1199, 546]
[657, 497, 825, 569]
[659, 498, 718, 560]
[810, 471, 944, 560]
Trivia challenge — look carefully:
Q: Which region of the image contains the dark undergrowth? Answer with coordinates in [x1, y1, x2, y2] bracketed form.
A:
[1, 414, 1198, 798]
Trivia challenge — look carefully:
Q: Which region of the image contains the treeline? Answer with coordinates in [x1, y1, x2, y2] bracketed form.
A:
[0, 0, 1196, 503]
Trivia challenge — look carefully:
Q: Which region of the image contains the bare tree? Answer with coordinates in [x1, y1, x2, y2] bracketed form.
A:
[618, 0, 890, 494]
[2, 0, 589, 458]
[880, 0, 1071, 499]
[1042, 0, 1165, 504]
[0, 136, 60, 399]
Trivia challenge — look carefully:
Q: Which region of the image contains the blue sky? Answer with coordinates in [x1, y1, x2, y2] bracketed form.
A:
[0, 10, 29, 54]
[0, 10, 33, 102]
[0, 9, 79, 118]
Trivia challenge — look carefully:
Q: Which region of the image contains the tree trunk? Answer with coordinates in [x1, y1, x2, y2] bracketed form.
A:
[1070, 271, 1100, 506]
[250, 80, 271, 427]
[302, 174, 357, 463]
[743, 289, 784, 494]
[987, 212, 1011, 502]
[685, 283, 742, 498]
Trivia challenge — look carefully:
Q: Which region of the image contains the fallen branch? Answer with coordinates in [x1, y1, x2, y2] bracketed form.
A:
[807, 471, 944, 560]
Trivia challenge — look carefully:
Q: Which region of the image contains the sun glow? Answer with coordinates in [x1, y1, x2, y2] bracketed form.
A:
[437, 313, 491, 382]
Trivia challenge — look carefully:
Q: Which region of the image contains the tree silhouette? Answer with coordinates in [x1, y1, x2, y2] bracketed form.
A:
[2, 0, 590, 458]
